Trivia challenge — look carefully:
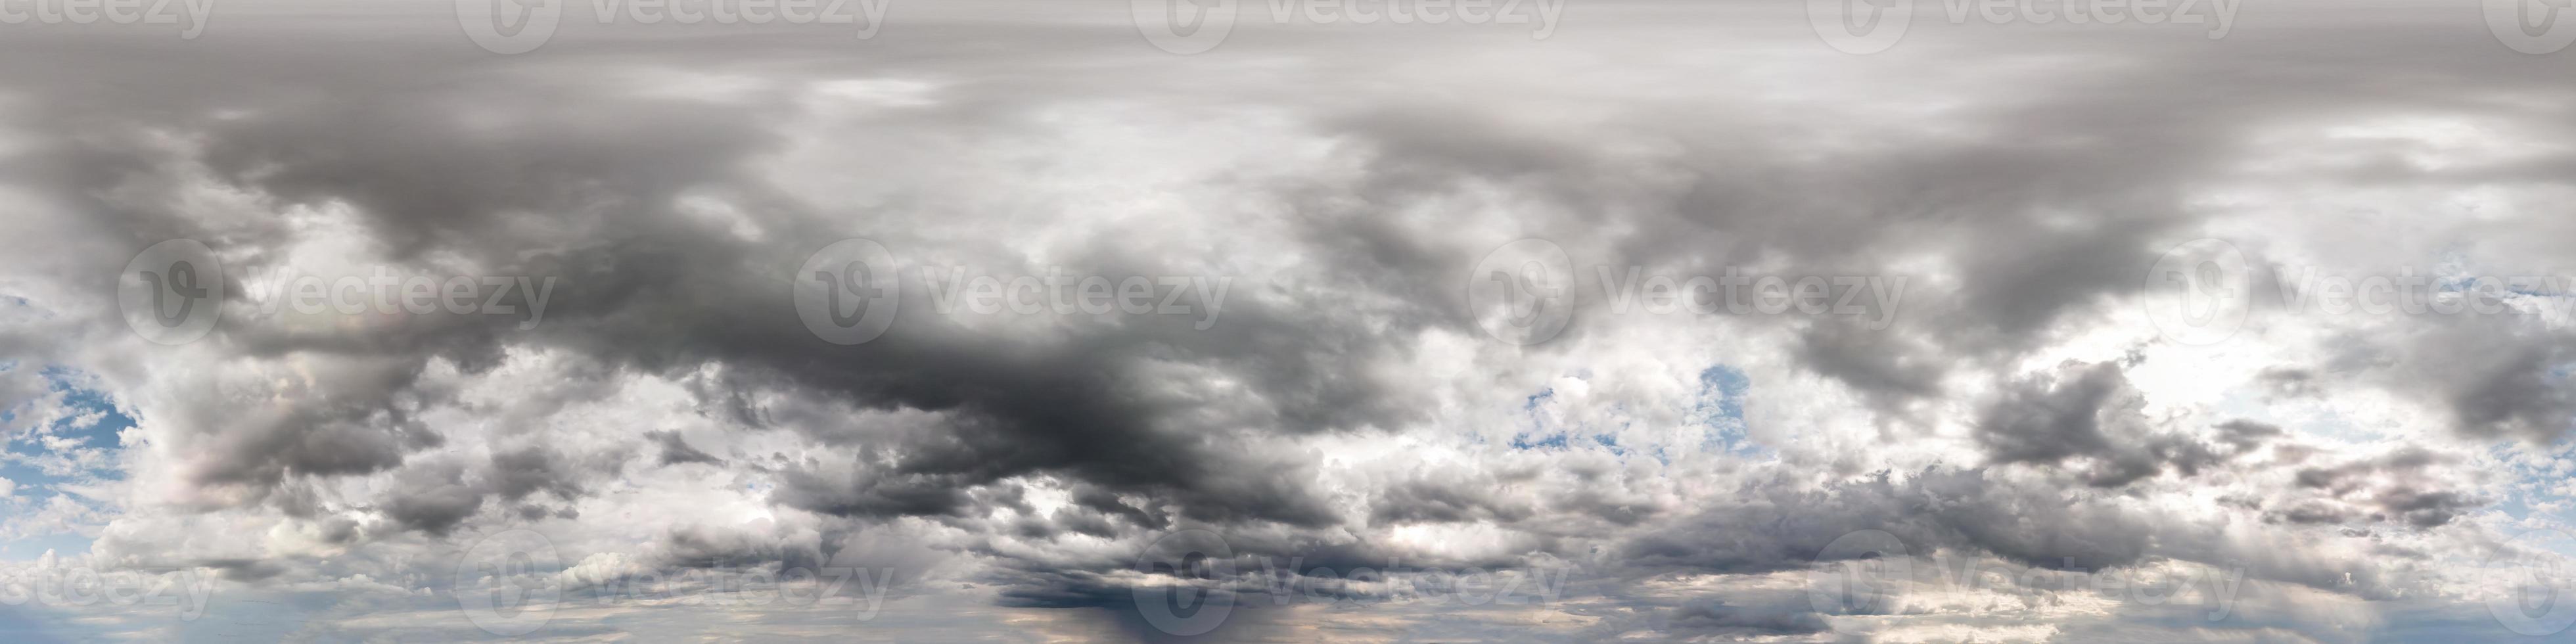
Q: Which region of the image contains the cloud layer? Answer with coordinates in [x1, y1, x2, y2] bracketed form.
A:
[3, 1, 2576, 641]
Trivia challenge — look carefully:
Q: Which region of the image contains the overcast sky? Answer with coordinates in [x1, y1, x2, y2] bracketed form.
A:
[4, 0, 2576, 641]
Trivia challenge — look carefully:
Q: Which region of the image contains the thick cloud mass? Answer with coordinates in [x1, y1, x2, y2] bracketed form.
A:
[1, 1, 2574, 641]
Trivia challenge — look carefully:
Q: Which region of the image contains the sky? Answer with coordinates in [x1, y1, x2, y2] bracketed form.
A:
[4, 0, 2576, 641]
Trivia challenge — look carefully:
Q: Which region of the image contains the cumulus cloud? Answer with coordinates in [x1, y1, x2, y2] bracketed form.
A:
[0, 1, 2570, 641]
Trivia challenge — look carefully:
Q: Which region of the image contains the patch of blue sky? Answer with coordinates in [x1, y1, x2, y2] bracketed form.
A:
[2485, 438, 2576, 527]
[1502, 366, 1761, 460]
[0, 365, 131, 561]
[1693, 365, 1765, 457]
[1504, 386, 1566, 450]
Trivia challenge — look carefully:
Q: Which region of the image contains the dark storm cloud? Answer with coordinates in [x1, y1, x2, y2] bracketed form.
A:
[1656, 599, 1832, 637]
[1619, 468, 2155, 575]
[1973, 360, 2226, 487]
[0, 26, 1414, 537]
[379, 459, 484, 536]
[647, 429, 724, 465]
[2285, 447, 2485, 529]
[489, 446, 586, 502]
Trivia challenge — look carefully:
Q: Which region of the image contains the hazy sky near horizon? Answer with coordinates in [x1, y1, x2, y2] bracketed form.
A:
[5, 0, 2576, 641]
